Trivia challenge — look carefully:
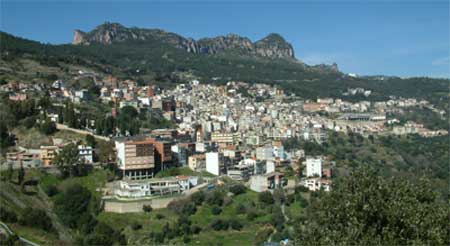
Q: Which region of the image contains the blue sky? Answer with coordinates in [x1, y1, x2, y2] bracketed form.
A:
[1, 1, 449, 78]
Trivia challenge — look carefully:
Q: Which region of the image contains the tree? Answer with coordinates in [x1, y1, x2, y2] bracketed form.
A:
[229, 184, 246, 195]
[39, 120, 57, 135]
[54, 183, 91, 229]
[85, 134, 96, 148]
[258, 191, 274, 205]
[53, 143, 86, 177]
[294, 167, 449, 245]
[96, 140, 114, 164]
[191, 190, 205, 205]
[17, 164, 25, 185]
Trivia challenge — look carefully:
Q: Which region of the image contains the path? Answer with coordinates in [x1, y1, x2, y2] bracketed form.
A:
[0, 221, 40, 246]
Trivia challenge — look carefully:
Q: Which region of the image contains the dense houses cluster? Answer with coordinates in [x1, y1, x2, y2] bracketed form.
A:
[2, 75, 448, 200]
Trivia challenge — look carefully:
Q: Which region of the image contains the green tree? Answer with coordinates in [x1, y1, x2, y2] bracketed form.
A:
[53, 143, 86, 177]
[294, 167, 449, 245]
[54, 183, 91, 229]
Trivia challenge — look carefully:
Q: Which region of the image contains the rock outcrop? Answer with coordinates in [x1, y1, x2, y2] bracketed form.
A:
[72, 22, 296, 60]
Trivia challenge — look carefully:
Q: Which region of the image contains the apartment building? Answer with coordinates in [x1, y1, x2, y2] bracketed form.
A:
[115, 137, 155, 180]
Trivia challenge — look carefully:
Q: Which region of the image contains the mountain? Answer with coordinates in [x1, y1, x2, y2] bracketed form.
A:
[72, 22, 295, 60]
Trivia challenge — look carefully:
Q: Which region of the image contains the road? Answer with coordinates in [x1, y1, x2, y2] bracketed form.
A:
[56, 123, 110, 141]
[0, 221, 40, 246]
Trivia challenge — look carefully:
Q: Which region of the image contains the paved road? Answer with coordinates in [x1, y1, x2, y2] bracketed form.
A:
[0, 221, 40, 246]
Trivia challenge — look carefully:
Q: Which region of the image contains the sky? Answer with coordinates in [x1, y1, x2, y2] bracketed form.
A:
[1, 0, 449, 78]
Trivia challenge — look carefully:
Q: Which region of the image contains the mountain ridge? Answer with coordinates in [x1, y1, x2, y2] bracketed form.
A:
[72, 22, 296, 60]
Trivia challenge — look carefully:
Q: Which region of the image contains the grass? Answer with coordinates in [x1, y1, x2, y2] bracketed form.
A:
[10, 224, 64, 246]
[97, 209, 178, 244]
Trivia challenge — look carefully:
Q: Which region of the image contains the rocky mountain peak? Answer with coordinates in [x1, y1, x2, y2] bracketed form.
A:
[71, 22, 296, 60]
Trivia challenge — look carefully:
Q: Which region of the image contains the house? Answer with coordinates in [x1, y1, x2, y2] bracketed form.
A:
[40, 146, 59, 167]
[78, 145, 93, 164]
[302, 178, 331, 192]
[188, 154, 206, 172]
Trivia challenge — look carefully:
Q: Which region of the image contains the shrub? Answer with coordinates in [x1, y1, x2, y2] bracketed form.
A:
[229, 184, 246, 195]
[155, 213, 165, 220]
[235, 203, 246, 214]
[0, 207, 17, 223]
[143, 204, 153, 213]
[191, 225, 201, 234]
[229, 219, 243, 230]
[45, 184, 59, 197]
[131, 222, 142, 231]
[19, 208, 53, 232]
[206, 190, 224, 207]
[258, 191, 274, 204]
[191, 190, 205, 205]
[211, 206, 222, 215]
[210, 219, 229, 231]
[182, 203, 197, 216]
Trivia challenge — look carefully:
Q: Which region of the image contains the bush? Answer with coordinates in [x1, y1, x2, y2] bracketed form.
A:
[246, 209, 259, 221]
[229, 184, 246, 195]
[39, 120, 57, 135]
[0, 207, 17, 223]
[182, 203, 197, 216]
[191, 190, 205, 205]
[155, 213, 165, 220]
[191, 225, 202, 234]
[229, 219, 243, 230]
[45, 184, 59, 197]
[210, 219, 229, 231]
[235, 203, 246, 214]
[258, 191, 274, 204]
[143, 204, 153, 213]
[19, 208, 53, 232]
[206, 190, 224, 207]
[167, 198, 190, 214]
[131, 222, 142, 231]
[211, 206, 222, 215]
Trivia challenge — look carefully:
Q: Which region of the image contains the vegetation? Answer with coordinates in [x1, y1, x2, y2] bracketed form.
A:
[295, 167, 448, 245]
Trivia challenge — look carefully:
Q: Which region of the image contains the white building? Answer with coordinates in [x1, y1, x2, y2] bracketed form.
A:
[256, 146, 273, 161]
[78, 145, 93, 164]
[306, 156, 322, 177]
[206, 152, 221, 176]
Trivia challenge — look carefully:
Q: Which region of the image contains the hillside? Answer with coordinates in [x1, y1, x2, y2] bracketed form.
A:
[0, 28, 449, 110]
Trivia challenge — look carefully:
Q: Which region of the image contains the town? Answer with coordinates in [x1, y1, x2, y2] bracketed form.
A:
[2, 71, 448, 215]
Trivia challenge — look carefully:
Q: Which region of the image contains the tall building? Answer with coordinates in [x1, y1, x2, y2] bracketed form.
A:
[306, 156, 322, 177]
[206, 152, 222, 176]
[115, 137, 155, 180]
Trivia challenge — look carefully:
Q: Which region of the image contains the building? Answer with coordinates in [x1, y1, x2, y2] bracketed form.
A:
[256, 146, 273, 161]
[112, 176, 198, 198]
[306, 156, 322, 177]
[302, 178, 331, 192]
[249, 172, 286, 192]
[206, 152, 222, 176]
[211, 132, 240, 145]
[148, 138, 173, 171]
[6, 149, 41, 168]
[115, 137, 155, 180]
[227, 164, 253, 181]
[78, 145, 93, 164]
[188, 154, 206, 172]
[40, 146, 59, 167]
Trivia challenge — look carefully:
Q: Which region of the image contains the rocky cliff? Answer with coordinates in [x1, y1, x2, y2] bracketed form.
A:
[72, 22, 296, 60]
